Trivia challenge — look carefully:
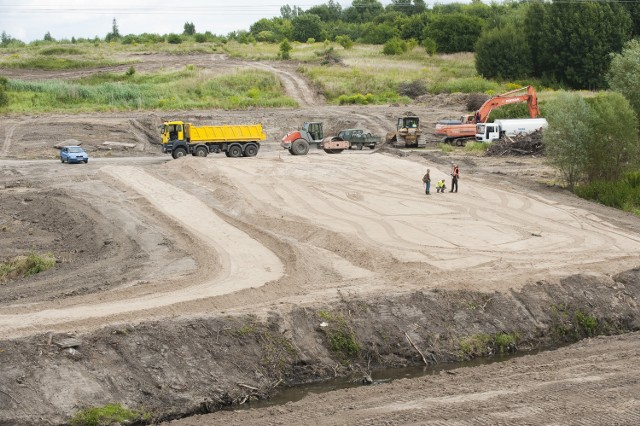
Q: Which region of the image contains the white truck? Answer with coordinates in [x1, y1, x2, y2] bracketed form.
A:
[476, 118, 548, 143]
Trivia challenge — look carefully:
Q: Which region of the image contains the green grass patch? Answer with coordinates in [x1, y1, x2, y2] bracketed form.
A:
[550, 304, 602, 341]
[0, 251, 55, 283]
[463, 141, 489, 153]
[574, 175, 640, 216]
[437, 142, 455, 153]
[70, 403, 150, 426]
[317, 310, 361, 359]
[0, 56, 125, 70]
[459, 332, 519, 358]
[39, 46, 86, 55]
[5, 67, 297, 112]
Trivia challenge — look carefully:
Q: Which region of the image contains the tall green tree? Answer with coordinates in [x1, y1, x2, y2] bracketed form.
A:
[183, 22, 196, 36]
[424, 13, 484, 53]
[585, 92, 639, 182]
[343, 0, 384, 23]
[307, 0, 342, 22]
[105, 18, 121, 42]
[607, 39, 640, 120]
[543, 92, 593, 190]
[475, 25, 531, 80]
[526, 2, 632, 89]
[291, 13, 324, 42]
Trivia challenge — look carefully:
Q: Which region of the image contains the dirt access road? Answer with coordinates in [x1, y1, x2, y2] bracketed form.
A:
[1, 52, 640, 424]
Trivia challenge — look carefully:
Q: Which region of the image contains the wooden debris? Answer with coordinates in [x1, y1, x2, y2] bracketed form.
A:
[485, 129, 545, 157]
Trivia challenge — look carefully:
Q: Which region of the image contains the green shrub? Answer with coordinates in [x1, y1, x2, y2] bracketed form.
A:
[382, 37, 407, 56]
[398, 80, 427, 99]
[337, 93, 375, 105]
[278, 38, 292, 60]
[166, 33, 182, 44]
[0, 251, 55, 282]
[70, 403, 149, 426]
[335, 35, 353, 49]
[422, 37, 436, 56]
[464, 141, 489, 153]
[40, 46, 83, 55]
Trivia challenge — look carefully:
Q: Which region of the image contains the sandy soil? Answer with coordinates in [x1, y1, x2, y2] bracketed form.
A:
[1, 52, 640, 424]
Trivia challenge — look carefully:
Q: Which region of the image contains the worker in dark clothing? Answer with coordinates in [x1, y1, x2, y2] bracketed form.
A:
[422, 169, 431, 195]
[450, 163, 459, 193]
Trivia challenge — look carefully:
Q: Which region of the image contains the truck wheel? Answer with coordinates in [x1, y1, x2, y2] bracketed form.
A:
[243, 144, 258, 157]
[172, 147, 187, 159]
[357, 143, 363, 150]
[228, 145, 243, 158]
[291, 138, 309, 156]
[324, 149, 344, 154]
[194, 146, 208, 157]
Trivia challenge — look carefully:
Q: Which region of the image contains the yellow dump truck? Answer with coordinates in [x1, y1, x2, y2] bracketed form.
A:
[161, 121, 266, 159]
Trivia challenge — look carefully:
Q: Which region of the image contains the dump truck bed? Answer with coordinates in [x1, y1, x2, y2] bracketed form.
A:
[187, 124, 266, 143]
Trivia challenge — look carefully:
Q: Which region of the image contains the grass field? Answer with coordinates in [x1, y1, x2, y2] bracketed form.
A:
[0, 40, 545, 111]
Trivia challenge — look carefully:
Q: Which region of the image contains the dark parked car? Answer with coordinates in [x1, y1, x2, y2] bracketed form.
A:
[337, 129, 381, 150]
[60, 146, 88, 164]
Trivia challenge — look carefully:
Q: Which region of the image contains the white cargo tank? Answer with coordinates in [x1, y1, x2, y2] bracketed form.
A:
[476, 118, 548, 143]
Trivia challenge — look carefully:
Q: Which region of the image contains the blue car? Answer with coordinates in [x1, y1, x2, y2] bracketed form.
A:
[60, 146, 89, 164]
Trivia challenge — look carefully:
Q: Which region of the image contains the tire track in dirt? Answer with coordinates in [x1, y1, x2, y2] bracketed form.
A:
[249, 62, 321, 107]
[1, 122, 19, 158]
[0, 165, 284, 337]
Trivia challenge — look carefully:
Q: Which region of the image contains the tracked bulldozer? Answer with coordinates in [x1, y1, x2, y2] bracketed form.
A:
[385, 115, 424, 148]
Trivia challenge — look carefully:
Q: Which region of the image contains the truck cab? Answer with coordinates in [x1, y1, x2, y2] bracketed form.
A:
[476, 123, 499, 143]
[162, 121, 185, 143]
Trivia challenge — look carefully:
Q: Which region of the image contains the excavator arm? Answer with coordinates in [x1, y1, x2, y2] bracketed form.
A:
[476, 85, 539, 123]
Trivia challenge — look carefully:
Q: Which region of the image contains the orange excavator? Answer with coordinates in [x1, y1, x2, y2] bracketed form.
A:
[434, 86, 540, 146]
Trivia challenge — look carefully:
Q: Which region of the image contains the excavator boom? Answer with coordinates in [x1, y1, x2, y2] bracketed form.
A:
[477, 85, 539, 122]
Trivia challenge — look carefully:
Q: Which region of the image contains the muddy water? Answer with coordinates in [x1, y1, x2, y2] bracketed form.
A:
[236, 350, 542, 411]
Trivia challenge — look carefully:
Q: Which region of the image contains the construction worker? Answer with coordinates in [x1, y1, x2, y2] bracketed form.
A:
[450, 163, 459, 193]
[422, 169, 431, 194]
[436, 179, 446, 193]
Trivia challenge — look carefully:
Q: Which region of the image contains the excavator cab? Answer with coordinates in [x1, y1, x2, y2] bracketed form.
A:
[302, 122, 324, 142]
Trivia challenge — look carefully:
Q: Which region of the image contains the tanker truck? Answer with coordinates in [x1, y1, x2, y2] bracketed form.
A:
[161, 121, 266, 159]
[475, 118, 548, 143]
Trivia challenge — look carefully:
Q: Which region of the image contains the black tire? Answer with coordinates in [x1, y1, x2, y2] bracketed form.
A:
[357, 143, 363, 150]
[291, 138, 309, 155]
[194, 146, 208, 157]
[456, 139, 464, 147]
[60, 158, 65, 163]
[84, 159, 88, 164]
[225, 151, 231, 157]
[172, 147, 187, 159]
[243, 144, 258, 157]
[324, 149, 344, 154]
[228, 144, 243, 158]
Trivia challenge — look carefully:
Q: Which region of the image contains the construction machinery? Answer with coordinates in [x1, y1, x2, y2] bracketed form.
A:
[338, 129, 381, 150]
[435, 85, 540, 146]
[161, 121, 266, 159]
[385, 115, 424, 148]
[476, 118, 548, 143]
[281, 122, 350, 155]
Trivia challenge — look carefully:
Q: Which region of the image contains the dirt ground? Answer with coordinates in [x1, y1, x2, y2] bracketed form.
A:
[1, 53, 640, 425]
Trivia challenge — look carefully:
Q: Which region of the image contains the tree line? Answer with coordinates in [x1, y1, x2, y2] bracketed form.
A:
[3, 0, 639, 91]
